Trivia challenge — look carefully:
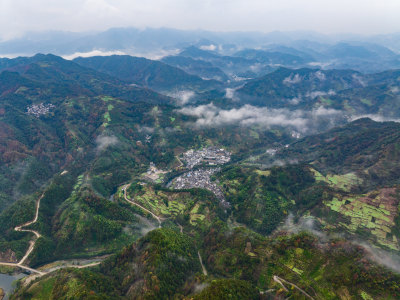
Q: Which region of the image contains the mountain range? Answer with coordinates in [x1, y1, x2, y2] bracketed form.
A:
[1, 48, 400, 299]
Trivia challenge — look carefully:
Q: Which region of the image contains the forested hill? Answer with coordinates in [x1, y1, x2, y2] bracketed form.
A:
[0, 54, 171, 103]
[267, 118, 400, 186]
[1, 52, 400, 299]
[74, 55, 222, 92]
[0, 53, 173, 210]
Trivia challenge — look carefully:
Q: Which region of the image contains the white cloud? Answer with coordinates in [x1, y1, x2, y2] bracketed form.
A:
[177, 103, 343, 133]
[96, 134, 118, 151]
[283, 73, 302, 85]
[350, 114, 400, 123]
[63, 50, 127, 60]
[136, 125, 155, 133]
[283, 214, 400, 273]
[225, 88, 234, 99]
[390, 86, 399, 94]
[225, 87, 241, 101]
[314, 71, 326, 81]
[352, 74, 367, 87]
[306, 89, 336, 99]
[169, 90, 195, 106]
[130, 48, 181, 60]
[249, 63, 264, 73]
[308, 61, 334, 69]
[199, 44, 217, 51]
[289, 97, 301, 105]
[357, 242, 400, 274]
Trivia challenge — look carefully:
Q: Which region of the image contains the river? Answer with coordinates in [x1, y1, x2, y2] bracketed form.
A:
[0, 273, 26, 300]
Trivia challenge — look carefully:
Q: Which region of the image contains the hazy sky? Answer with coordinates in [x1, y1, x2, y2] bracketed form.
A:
[0, 0, 399, 40]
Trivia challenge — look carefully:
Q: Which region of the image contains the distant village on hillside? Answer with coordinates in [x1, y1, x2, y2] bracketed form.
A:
[26, 103, 55, 117]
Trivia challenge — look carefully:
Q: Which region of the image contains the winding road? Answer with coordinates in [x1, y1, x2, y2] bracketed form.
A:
[14, 194, 43, 265]
[273, 275, 315, 300]
[122, 184, 163, 227]
[0, 191, 105, 278]
[1, 183, 175, 275]
[122, 184, 209, 277]
[0, 194, 45, 274]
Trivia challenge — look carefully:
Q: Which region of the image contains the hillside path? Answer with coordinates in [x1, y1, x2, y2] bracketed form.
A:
[122, 184, 163, 227]
[273, 275, 315, 300]
[0, 191, 106, 278]
[197, 251, 208, 276]
[0, 193, 44, 274]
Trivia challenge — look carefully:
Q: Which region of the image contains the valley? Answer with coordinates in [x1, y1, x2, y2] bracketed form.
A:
[0, 43, 400, 299]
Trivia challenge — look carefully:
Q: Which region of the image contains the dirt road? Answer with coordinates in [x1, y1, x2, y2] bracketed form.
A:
[0, 192, 104, 279]
[122, 184, 163, 227]
[273, 275, 315, 299]
[0, 194, 44, 274]
[197, 251, 208, 276]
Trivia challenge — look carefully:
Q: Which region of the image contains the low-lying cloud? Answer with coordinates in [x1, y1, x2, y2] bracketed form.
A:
[63, 50, 127, 60]
[282, 214, 400, 274]
[352, 74, 367, 87]
[63, 49, 180, 61]
[314, 71, 326, 81]
[200, 44, 217, 51]
[357, 242, 400, 274]
[131, 48, 181, 60]
[136, 125, 155, 134]
[283, 214, 328, 241]
[308, 61, 333, 69]
[249, 63, 265, 73]
[225, 87, 241, 101]
[169, 90, 195, 106]
[350, 114, 400, 123]
[134, 214, 158, 236]
[283, 73, 302, 85]
[96, 134, 118, 152]
[289, 97, 301, 105]
[177, 103, 344, 133]
[306, 89, 336, 99]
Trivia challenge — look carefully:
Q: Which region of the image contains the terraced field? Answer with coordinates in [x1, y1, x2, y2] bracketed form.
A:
[119, 183, 216, 227]
[310, 168, 362, 192]
[325, 188, 400, 250]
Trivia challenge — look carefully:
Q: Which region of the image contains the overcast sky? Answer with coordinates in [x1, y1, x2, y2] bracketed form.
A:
[0, 0, 399, 40]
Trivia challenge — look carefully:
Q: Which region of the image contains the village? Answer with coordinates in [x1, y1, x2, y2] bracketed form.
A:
[169, 147, 232, 208]
[170, 168, 230, 208]
[142, 147, 231, 207]
[26, 103, 55, 117]
[182, 146, 231, 169]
